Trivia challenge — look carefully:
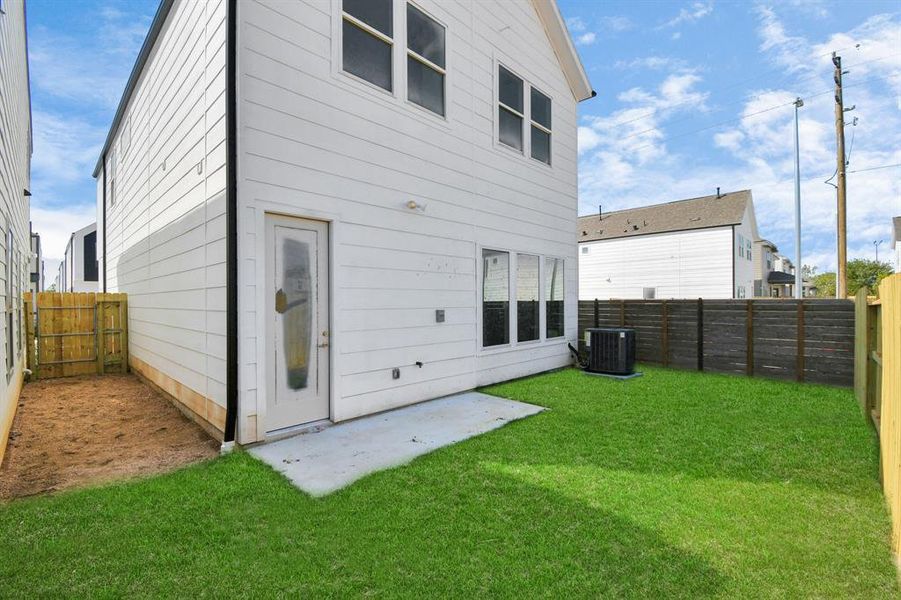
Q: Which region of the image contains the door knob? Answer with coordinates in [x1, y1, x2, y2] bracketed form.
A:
[275, 288, 287, 314]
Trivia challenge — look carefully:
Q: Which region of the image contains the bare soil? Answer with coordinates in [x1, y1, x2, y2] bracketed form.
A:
[0, 374, 220, 499]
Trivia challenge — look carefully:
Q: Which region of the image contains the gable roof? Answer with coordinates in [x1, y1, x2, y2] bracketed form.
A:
[893, 216, 901, 244]
[530, 0, 594, 102]
[578, 190, 752, 242]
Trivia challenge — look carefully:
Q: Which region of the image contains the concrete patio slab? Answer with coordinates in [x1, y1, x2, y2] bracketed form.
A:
[248, 392, 545, 496]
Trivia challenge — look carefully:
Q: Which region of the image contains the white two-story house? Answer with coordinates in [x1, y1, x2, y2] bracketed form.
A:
[94, 0, 594, 446]
[578, 190, 759, 300]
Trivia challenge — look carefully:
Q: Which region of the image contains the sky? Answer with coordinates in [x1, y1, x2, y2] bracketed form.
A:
[24, 0, 901, 279]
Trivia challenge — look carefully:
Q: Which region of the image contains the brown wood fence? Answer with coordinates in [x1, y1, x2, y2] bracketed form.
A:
[854, 274, 901, 555]
[578, 298, 855, 386]
[24, 292, 128, 379]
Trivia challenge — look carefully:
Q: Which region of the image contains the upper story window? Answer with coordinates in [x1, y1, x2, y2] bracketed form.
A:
[406, 4, 445, 116]
[342, 0, 393, 92]
[746, 238, 752, 261]
[498, 66, 524, 151]
[737, 233, 744, 258]
[530, 88, 551, 164]
[498, 65, 552, 165]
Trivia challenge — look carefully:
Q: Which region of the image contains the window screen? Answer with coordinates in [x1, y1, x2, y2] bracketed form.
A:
[498, 66, 523, 150]
[530, 88, 551, 164]
[545, 257, 564, 338]
[516, 254, 539, 342]
[482, 249, 509, 347]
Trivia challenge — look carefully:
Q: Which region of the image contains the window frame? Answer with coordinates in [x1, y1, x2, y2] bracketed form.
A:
[478, 245, 567, 352]
[404, 2, 447, 119]
[494, 59, 553, 168]
[340, 0, 396, 95]
[529, 86, 552, 165]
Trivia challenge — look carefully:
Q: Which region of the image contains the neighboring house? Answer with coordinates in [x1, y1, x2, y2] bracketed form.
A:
[893, 216, 900, 273]
[578, 190, 759, 300]
[769, 253, 795, 298]
[753, 238, 778, 297]
[93, 0, 594, 445]
[0, 0, 34, 465]
[29, 223, 43, 296]
[58, 222, 98, 293]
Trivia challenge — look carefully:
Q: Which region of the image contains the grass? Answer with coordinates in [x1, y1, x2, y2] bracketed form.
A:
[0, 366, 897, 597]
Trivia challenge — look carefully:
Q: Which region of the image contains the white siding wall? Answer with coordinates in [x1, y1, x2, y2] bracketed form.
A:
[237, 0, 580, 439]
[98, 0, 228, 431]
[60, 223, 98, 292]
[733, 202, 756, 298]
[578, 227, 734, 300]
[0, 0, 32, 460]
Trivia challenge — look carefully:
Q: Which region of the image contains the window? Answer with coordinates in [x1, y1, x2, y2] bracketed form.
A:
[737, 234, 744, 258]
[746, 238, 752, 261]
[581, 246, 588, 254]
[643, 287, 656, 300]
[545, 257, 564, 338]
[84, 231, 98, 282]
[342, 0, 393, 92]
[482, 249, 509, 346]
[737, 286, 746, 299]
[498, 66, 524, 151]
[530, 88, 551, 164]
[406, 4, 445, 116]
[516, 254, 539, 342]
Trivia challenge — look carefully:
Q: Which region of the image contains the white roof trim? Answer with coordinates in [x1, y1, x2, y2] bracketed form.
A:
[530, 0, 594, 102]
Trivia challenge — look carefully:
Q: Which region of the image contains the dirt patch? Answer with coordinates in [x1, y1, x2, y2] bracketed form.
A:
[0, 374, 220, 499]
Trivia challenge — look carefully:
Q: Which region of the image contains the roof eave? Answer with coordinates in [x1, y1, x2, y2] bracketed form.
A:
[531, 0, 595, 102]
[92, 0, 175, 178]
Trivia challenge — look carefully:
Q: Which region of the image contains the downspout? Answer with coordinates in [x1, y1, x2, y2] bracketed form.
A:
[102, 157, 107, 292]
[222, 0, 239, 450]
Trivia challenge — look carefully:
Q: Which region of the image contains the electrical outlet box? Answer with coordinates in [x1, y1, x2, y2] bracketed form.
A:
[392, 368, 400, 380]
[435, 309, 445, 323]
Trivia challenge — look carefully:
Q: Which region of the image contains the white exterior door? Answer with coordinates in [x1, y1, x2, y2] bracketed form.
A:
[265, 214, 330, 432]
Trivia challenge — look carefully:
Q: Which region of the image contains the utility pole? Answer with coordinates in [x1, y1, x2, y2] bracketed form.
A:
[833, 53, 848, 298]
[875, 240, 883, 262]
[793, 97, 804, 299]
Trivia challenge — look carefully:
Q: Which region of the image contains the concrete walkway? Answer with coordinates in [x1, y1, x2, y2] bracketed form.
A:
[248, 392, 545, 496]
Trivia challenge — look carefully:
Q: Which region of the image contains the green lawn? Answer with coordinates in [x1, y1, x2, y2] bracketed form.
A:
[1, 367, 897, 597]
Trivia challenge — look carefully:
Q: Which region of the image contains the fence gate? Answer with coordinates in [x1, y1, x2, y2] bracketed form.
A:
[24, 292, 128, 379]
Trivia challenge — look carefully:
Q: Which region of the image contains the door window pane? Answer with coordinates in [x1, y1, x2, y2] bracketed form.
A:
[499, 107, 523, 150]
[408, 57, 445, 116]
[343, 20, 392, 91]
[482, 249, 509, 347]
[545, 257, 564, 338]
[281, 238, 312, 390]
[343, 0, 392, 36]
[517, 254, 539, 342]
[498, 66, 523, 112]
[407, 4, 444, 67]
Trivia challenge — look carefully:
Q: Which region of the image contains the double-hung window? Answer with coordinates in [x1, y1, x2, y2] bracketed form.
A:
[530, 88, 551, 164]
[516, 254, 539, 342]
[498, 66, 524, 151]
[342, 0, 393, 92]
[406, 4, 445, 116]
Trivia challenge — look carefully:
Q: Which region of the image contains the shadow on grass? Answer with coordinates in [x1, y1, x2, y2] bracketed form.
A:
[0, 451, 726, 597]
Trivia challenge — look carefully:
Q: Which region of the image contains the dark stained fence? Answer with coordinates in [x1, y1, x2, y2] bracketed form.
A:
[578, 298, 854, 387]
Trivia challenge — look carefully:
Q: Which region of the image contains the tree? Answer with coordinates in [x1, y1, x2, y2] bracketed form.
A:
[809, 259, 893, 298]
[811, 272, 836, 298]
[847, 258, 893, 295]
[801, 264, 817, 279]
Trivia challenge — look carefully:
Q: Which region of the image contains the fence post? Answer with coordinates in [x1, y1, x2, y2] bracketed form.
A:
[594, 298, 599, 328]
[96, 297, 105, 376]
[797, 299, 806, 383]
[746, 300, 754, 376]
[121, 295, 129, 373]
[661, 300, 669, 367]
[697, 298, 704, 371]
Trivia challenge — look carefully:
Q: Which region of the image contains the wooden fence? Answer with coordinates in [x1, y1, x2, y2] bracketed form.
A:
[578, 298, 855, 386]
[854, 274, 901, 554]
[24, 292, 128, 379]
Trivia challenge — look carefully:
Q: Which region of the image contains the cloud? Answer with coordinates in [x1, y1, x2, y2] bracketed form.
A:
[600, 16, 634, 33]
[566, 16, 587, 32]
[614, 56, 688, 71]
[30, 203, 97, 263]
[576, 32, 597, 46]
[577, 8, 901, 275]
[659, 1, 714, 30]
[31, 111, 104, 193]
